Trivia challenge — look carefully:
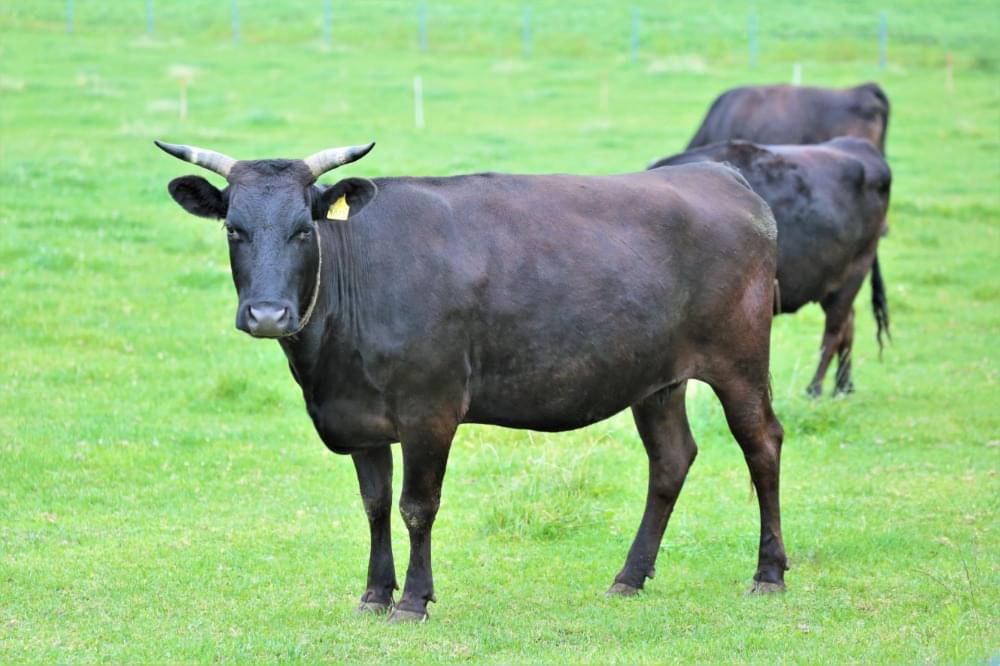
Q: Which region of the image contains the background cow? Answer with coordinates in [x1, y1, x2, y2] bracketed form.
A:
[156, 140, 788, 623]
[687, 82, 890, 154]
[650, 137, 891, 396]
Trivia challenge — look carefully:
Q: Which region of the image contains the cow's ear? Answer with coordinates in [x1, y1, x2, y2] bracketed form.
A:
[313, 177, 378, 222]
[167, 175, 228, 219]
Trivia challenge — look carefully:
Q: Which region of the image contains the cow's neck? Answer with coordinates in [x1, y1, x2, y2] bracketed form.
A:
[279, 220, 370, 390]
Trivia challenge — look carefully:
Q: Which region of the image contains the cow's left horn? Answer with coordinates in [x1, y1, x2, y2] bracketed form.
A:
[154, 140, 237, 179]
[303, 142, 375, 178]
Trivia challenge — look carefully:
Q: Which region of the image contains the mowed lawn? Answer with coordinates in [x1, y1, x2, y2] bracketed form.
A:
[1, 1, 998, 663]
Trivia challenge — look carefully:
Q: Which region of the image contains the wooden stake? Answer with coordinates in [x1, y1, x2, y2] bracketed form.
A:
[599, 71, 609, 114]
[414, 76, 424, 129]
[179, 81, 188, 120]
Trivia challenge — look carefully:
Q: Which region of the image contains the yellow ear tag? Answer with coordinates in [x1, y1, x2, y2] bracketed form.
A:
[326, 194, 350, 221]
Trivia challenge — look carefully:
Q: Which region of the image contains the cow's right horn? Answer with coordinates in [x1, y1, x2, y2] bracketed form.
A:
[154, 140, 237, 179]
[303, 142, 375, 178]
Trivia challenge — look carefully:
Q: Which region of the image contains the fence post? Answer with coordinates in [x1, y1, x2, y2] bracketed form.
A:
[599, 71, 609, 114]
[169, 66, 195, 121]
[522, 6, 532, 58]
[418, 1, 428, 52]
[179, 81, 188, 120]
[322, 0, 332, 46]
[146, 0, 154, 37]
[748, 12, 758, 68]
[878, 11, 888, 69]
[414, 76, 425, 129]
[630, 8, 640, 62]
[231, 0, 240, 45]
[66, 0, 73, 33]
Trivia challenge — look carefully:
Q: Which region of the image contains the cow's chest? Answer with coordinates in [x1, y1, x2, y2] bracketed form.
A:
[286, 340, 399, 454]
[304, 391, 397, 454]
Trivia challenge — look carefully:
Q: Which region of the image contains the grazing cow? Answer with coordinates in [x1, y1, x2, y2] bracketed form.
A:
[687, 82, 890, 154]
[650, 137, 891, 396]
[156, 139, 788, 623]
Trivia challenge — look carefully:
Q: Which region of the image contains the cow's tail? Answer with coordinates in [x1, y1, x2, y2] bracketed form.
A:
[870, 254, 890, 358]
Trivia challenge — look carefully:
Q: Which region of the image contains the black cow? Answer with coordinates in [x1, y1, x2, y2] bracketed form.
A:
[687, 83, 890, 154]
[156, 140, 788, 622]
[650, 137, 891, 396]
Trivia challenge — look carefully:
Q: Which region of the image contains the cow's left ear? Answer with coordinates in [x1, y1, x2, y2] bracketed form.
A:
[313, 177, 378, 222]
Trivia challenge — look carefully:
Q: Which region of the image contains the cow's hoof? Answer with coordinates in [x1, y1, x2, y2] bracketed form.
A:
[387, 608, 428, 624]
[833, 383, 855, 397]
[805, 384, 822, 399]
[356, 599, 393, 615]
[748, 580, 786, 595]
[605, 582, 641, 597]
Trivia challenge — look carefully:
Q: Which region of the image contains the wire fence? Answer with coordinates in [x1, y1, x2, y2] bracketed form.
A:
[4, 1, 994, 68]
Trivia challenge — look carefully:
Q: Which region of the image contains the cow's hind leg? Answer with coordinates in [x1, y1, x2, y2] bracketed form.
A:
[608, 381, 697, 596]
[807, 273, 866, 397]
[710, 374, 788, 592]
[833, 306, 856, 396]
[352, 446, 398, 614]
[806, 312, 844, 398]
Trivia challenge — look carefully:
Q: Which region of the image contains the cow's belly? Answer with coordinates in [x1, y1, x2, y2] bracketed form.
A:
[464, 334, 685, 431]
[460, 251, 699, 430]
[464, 389, 648, 432]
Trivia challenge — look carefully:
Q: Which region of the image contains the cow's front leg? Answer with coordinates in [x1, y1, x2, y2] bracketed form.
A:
[352, 446, 398, 614]
[388, 426, 455, 623]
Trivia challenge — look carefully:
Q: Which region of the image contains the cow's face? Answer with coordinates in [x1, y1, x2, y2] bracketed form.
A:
[157, 141, 374, 338]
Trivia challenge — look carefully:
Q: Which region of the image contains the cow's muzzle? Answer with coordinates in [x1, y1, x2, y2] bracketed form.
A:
[240, 301, 294, 338]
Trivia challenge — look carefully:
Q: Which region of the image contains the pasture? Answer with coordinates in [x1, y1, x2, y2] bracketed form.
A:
[1, 1, 997, 662]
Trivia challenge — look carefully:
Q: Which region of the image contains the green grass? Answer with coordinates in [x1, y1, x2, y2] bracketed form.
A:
[1, 1, 998, 663]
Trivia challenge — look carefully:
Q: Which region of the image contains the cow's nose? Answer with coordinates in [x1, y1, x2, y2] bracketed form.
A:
[247, 303, 290, 338]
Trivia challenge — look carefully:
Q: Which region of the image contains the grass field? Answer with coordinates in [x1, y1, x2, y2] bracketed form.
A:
[1, 1, 998, 663]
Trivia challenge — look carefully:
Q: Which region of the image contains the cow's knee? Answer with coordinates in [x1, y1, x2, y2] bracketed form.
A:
[399, 495, 439, 534]
[767, 417, 784, 451]
[361, 492, 392, 523]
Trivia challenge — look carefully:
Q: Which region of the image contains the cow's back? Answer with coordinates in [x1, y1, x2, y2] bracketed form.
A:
[687, 83, 889, 153]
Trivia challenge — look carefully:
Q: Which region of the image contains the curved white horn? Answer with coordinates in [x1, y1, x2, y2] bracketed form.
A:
[303, 142, 375, 178]
[154, 140, 237, 178]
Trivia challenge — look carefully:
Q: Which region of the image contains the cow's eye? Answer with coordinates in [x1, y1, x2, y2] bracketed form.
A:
[226, 227, 244, 242]
[295, 227, 312, 242]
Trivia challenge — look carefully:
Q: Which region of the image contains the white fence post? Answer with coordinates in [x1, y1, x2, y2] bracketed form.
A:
[414, 76, 425, 129]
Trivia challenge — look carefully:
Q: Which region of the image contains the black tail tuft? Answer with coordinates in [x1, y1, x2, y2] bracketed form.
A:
[870, 254, 891, 358]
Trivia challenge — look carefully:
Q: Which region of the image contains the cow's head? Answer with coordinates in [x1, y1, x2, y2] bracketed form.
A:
[156, 140, 374, 338]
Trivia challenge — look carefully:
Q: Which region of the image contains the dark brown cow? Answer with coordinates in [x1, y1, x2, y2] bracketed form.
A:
[156, 140, 788, 622]
[687, 82, 890, 154]
[651, 137, 891, 396]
